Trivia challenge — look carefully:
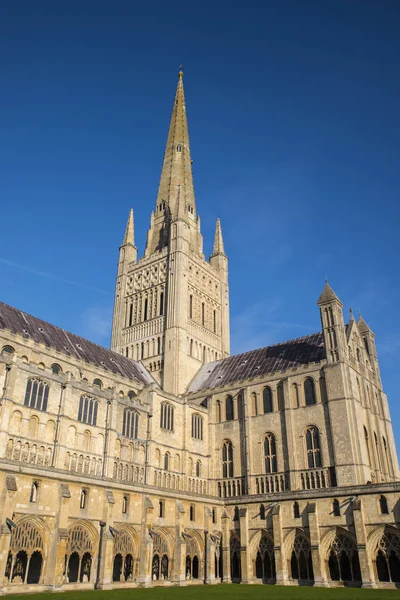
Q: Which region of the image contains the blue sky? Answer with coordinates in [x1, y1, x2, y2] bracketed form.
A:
[1, 1, 399, 447]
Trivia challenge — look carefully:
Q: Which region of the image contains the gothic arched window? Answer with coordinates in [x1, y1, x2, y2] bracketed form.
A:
[225, 395, 234, 421]
[191, 413, 203, 440]
[379, 495, 389, 515]
[24, 378, 49, 412]
[196, 460, 201, 477]
[333, 499, 341, 516]
[160, 402, 174, 431]
[264, 433, 277, 473]
[222, 440, 233, 478]
[304, 378, 316, 406]
[77, 395, 98, 426]
[122, 408, 139, 439]
[263, 387, 273, 413]
[306, 426, 322, 468]
[164, 452, 170, 471]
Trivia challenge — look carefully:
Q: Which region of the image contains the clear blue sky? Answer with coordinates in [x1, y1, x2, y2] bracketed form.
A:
[1, 1, 399, 448]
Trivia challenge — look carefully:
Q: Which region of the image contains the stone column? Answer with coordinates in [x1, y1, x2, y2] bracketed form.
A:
[271, 504, 288, 585]
[352, 498, 377, 588]
[139, 496, 153, 586]
[307, 502, 328, 586]
[239, 508, 252, 583]
[221, 510, 231, 583]
[0, 525, 12, 592]
[173, 500, 187, 585]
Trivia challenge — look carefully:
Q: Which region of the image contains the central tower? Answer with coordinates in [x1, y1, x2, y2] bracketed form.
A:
[111, 72, 230, 394]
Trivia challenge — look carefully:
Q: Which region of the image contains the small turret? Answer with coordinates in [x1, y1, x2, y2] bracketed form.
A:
[211, 218, 225, 257]
[317, 281, 346, 363]
[119, 208, 137, 270]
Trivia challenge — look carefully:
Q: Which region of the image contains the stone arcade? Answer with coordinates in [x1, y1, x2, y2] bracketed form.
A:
[0, 72, 399, 594]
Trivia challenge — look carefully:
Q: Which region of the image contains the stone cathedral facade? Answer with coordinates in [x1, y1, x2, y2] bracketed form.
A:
[0, 72, 399, 595]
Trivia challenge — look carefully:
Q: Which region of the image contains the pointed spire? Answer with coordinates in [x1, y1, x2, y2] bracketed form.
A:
[122, 208, 135, 246]
[358, 314, 373, 335]
[317, 280, 342, 305]
[155, 70, 196, 219]
[211, 218, 225, 256]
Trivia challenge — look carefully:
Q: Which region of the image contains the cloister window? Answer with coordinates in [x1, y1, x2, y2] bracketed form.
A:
[304, 378, 316, 406]
[5, 519, 44, 584]
[30, 481, 39, 503]
[24, 378, 49, 412]
[192, 413, 203, 440]
[122, 408, 139, 439]
[263, 387, 273, 413]
[122, 495, 129, 514]
[306, 426, 322, 468]
[225, 395, 234, 421]
[160, 402, 174, 431]
[80, 489, 87, 509]
[380, 495, 389, 514]
[333, 499, 341, 517]
[264, 433, 277, 473]
[222, 440, 233, 478]
[78, 395, 98, 426]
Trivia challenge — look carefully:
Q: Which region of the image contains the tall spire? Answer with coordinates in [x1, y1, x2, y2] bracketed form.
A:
[156, 70, 196, 218]
[211, 218, 225, 256]
[122, 208, 135, 246]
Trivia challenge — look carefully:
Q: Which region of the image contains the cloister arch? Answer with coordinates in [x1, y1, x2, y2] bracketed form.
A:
[368, 525, 400, 583]
[65, 521, 98, 583]
[249, 529, 276, 582]
[320, 527, 361, 585]
[112, 525, 139, 582]
[4, 515, 49, 585]
[284, 528, 313, 583]
[184, 529, 204, 580]
[150, 527, 174, 581]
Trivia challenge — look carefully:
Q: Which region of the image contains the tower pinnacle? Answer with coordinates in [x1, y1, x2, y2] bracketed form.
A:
[122, 208, 135, 246]
[211, 218, 225, 256]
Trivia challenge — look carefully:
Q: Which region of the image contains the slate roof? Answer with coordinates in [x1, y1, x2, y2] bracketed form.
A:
[188, 332, 326, 394]
[0, 301, 153, 386]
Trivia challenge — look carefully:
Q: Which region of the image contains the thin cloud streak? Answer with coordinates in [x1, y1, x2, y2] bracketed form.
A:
[0, 257, 111, 297]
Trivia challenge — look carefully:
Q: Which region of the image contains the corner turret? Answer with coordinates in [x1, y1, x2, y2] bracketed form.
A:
[317, 281, 346, 362]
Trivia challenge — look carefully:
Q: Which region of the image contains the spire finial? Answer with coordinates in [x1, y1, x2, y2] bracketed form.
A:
[349, 307, 354, 320]
[178, 65, 183, 78]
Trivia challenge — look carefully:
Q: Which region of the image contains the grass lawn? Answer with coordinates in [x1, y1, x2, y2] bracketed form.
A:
[6, 585, 399, 600]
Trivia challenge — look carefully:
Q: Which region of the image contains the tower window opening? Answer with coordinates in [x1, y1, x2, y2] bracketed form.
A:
[144, 298, 148, 321]
[176, 144, 182, 152]
[333, 499, 341, 517]
[201, 302, 205, 326]
[160, 292, 164, 316]
[189, 295, 193, 319]
[129, 304, 133, 327]
[213, 310, 216, 333]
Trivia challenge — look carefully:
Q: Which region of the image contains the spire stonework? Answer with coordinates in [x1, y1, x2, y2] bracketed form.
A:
[111, 73, 230, 393]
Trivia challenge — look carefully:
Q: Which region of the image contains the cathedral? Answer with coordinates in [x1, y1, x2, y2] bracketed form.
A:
[0, 71, 399, 594]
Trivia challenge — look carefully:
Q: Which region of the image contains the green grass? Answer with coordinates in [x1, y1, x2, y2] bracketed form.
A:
[6, 585, 399, 600]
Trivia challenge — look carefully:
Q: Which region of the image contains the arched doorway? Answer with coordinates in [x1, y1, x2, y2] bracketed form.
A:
[27, 551, 43, 584]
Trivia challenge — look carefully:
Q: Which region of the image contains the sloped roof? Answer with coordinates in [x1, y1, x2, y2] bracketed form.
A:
[317, 282, 341, 304]
[188, 332, 326, 393]
[0, 301, 153, 386]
